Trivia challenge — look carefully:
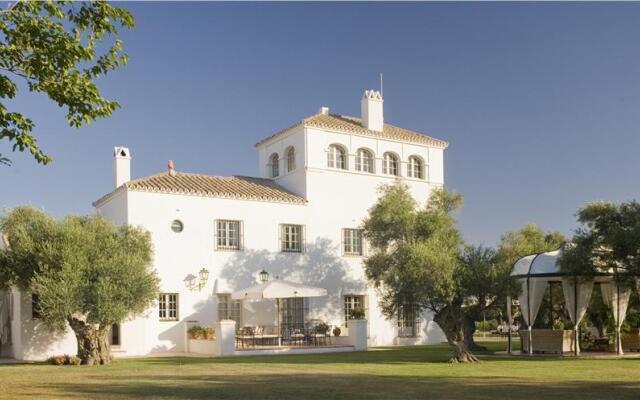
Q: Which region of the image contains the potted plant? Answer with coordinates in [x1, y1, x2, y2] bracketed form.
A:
[332, 326, 341, 337]
[314, 322, 330, 335]
[187, 326, 200, 339]
[204, 327, 214, 340]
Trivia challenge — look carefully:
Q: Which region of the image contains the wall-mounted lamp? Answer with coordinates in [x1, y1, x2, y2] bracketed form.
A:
[259, 269, 269, 283]
[198, 268, 210, 290]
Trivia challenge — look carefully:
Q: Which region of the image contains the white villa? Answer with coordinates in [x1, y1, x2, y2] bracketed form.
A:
[1, 90, 449, 360]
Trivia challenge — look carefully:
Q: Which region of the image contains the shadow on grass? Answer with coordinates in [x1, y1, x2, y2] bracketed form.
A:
[37, 370, 640, 400]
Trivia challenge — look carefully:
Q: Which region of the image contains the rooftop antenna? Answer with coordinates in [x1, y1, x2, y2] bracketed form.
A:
[380, 73, 383, 97]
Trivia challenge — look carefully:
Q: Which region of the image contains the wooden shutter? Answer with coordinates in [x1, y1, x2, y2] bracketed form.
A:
[301, 225, 306, 253]
[278, 224, 283, 252]
[239, 221, 244, 250]
[213, 220, 218, 251]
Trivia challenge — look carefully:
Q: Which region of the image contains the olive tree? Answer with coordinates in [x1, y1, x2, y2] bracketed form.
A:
[363, 182, 481, 362]
[0, 1, 133, 165]
[0, 206, 158, 365]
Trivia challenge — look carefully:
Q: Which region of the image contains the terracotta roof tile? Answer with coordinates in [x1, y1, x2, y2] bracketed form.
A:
[93, 172, 306, 207]
[255, 113, 448, 148]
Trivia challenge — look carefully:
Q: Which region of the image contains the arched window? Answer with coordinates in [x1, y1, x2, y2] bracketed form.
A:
[327, 144, 347, 170]
[285, 146, 296, 172]
[355, 148, 374, 173]
[269, 153, 279, 178]
[382, 152, 399, 176]
[407, 156, 424, 179]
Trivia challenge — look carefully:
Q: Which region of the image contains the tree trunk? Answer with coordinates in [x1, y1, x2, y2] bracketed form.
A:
[434, 306, 479, 363]
[68, 317, 112, 365]
[462, 314, 487, 352]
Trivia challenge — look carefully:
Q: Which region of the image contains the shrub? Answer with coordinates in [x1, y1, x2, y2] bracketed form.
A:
[47, 354, 81, 366]
[332, 326, 341, 337]
[66, 355, 81, 365]
[47, 355, 67, 366]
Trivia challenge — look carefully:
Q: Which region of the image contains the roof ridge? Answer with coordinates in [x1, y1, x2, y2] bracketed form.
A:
[95, 170, 307, 208]
[255, 112, 448, 148]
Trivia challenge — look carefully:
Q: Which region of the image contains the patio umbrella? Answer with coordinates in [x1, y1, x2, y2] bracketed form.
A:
[231, 279, 327, 345]
[231, 279, 327, 301]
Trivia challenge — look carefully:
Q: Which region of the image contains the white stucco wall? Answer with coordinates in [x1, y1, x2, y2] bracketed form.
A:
[9, 100, 448, 360]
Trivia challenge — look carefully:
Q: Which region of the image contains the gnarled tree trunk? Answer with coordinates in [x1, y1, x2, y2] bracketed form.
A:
[434, 305, 479, 363]
[68, 317, 112, 365]
[463, 313, 487, 352]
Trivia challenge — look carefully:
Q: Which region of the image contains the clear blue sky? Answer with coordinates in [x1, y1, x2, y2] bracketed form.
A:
[2, 2, 639, 246]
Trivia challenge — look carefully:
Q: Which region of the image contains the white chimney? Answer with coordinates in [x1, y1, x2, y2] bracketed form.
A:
[113, 146, 131, 188]
[361, 90, 384, 131]
[319, 106, 329, 115]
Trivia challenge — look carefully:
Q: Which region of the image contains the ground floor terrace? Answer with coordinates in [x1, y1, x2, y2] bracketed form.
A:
[1, 341, 639, 400]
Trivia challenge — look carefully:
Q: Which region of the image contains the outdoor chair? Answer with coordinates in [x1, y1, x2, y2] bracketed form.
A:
[236, 326, 256, 348]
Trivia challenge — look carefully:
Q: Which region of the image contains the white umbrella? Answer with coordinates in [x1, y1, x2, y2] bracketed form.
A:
[231, 279, 327, 346]
[231, 279, 327, 300]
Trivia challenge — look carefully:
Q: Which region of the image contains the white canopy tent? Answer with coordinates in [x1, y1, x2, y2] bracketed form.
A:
[231, 279, 328, 346]
[510, 249, 636, 355]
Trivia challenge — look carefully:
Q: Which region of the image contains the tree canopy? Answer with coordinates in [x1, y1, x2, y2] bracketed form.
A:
[0, 1, 133, 165]
[0, 206, 158, 365]
[363, 183, 480, 362]
[559, 201, 640, 285]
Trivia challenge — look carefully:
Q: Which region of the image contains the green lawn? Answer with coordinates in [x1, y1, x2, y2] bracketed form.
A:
[0, 342, 638, 400]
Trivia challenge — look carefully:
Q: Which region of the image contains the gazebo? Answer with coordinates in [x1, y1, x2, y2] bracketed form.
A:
[509, 248, 638, 355]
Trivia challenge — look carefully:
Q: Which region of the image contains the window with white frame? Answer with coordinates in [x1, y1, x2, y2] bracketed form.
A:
[382, 152, 399, 176]
[217, 293, 242, 325]
[216, 220, 242, 250]
[344, 295, 365, 324]
[342, 228, 364, 256]
[355, 148, 374, 173]
[407, 156, 424, 179]
[327, 144, 347, 170]
[159, 293, 178, 321]
[269, 153, 279, 178]
[285, 146, 296, 172]
[280, 224, 304, 253]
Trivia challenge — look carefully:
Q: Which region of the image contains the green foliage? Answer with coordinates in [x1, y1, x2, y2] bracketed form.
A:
[0, 206, 159, 332]
[187, 326, 214, 340]
[0, 1, 134, 165]
[474, 319, 498, 332]
[348, 307, 365, 320]
[559, 201, 640, 284]
[332, 326, 341, 336]
[314, 322, 330, 334]
[496, 223, 566, 272]
[363, 183, 464, 334]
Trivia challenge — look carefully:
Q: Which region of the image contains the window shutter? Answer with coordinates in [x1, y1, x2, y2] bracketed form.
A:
[341, 229, 345, 256]
[301, 225, 306, 253]
[278, 224, 283, 252]
[213, 220, 218, 250]
[239, 221, 244, 250]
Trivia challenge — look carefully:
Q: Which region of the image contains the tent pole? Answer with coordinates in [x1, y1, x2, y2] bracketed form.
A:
[277, 298, 281, 347]
[574, 276, 579, 356]
[616, 282, 622, 355]
[527, 276, 532, 355]
[506, 295, 512, 355]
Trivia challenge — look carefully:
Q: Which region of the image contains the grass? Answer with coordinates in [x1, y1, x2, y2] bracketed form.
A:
[0, 341, 638, 399]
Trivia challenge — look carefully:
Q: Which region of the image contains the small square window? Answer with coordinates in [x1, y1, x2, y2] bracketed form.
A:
[159, 293, 179, 321]
[216, 220, 242, 250]
[280, 224, 304, 253]
[343, 229, 364, 256]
